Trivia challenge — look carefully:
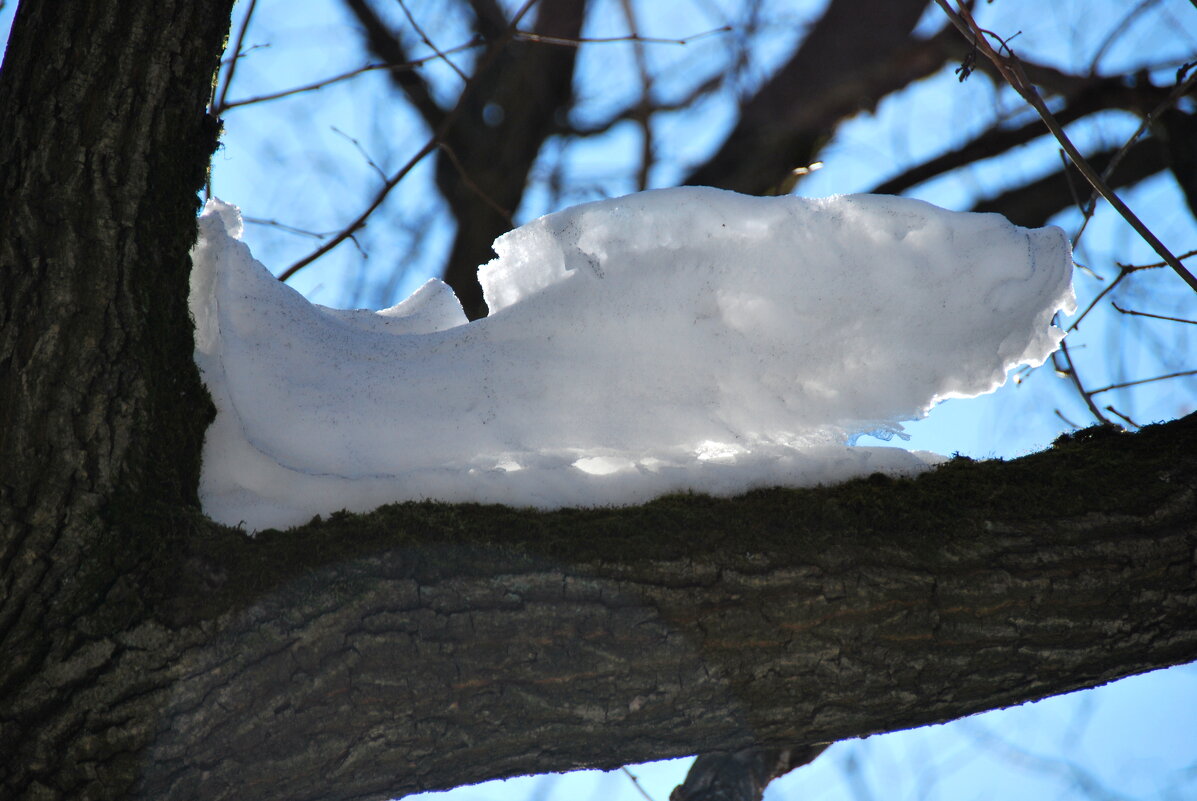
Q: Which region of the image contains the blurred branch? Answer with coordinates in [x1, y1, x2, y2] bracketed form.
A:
[343, 0, 447, 130]
[567, 73, 725, 138]
[969, 136, 1167, 228]
[670, 745, 829, 801]
[935, 0, 1197, 294]
[397, 0, 468, 81]
[870, 78, 1168, 196]
[215, 43, 483, 112]
[685, 0, 949, 193]
[513, 25, 731, 48]
[280, 0, 544, 286]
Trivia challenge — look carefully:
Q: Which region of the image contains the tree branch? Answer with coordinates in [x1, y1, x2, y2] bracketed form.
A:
[684, 0, 943, 194]
[969, 135, 1168, 227]
[20, 413, 1192, 801]
[342, 0, 447, 130]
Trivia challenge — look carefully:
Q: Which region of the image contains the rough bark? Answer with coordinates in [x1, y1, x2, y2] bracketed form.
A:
[0, 0, 232, 798]
[5, 412, 1196, 801]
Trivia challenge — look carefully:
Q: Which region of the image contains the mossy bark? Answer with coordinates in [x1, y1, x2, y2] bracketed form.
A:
[0, 1, 230, 798]
[1, 2, 1196, 800]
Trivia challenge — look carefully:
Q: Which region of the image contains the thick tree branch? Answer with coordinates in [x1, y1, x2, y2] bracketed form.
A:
[8, 414, 1190, 801]
[684, 0, 942, 194]
[870, 78, 1171, 196]
[970, 136, 1168, 227]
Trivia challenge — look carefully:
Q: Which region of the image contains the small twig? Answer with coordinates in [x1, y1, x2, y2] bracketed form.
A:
[217, 41, 485, 112]
[214, 0, 259, 113]
[1054, 408, 1081, 429]
[622, 767, 657, 801]
[1052, 335, 1111, 424]
[279, 0, 540, 282]
[1110, 302, 1197, 325]
[1115, 248, 1197, 272]
[513, 25, 731, 49]
[243, 217, 334, 239]
[1105, 406, 1142, 429]
[935, 0, 1197, 295]
[397, 0, 468, 82]
[279, 139, 437, 281]
[1072, 66, 1197, 246]
[331, 126, 388, 183]
[1089, 369, 1197, 396]
[436, 142, 513, 224]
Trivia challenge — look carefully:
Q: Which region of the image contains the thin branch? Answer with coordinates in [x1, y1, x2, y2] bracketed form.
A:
[618, 0, 655, 191]
[216, 42, 483, 112]
[396, 0, 468, 82]
[1052, 334, 1111, 425]
[243, 217, 338, 239]
[621, 767, 657, 801]
[1072, 66, 1197, 246]
[512, 25, 731, 49]
[1089, 370, 1197, 396]
[935, 0, 1197, 295]
[214, 0, 259, 113]
[343, 0, 447, 130]
[1116, 248, 1197, 272]
[1087, 0, 1163, 77]
[437, 142, 513, 224]
[331, 126, 388, 183]
[567, 72, 725, 138]
[278, 139, 437, 282]
[1111, 302, 1197, 325]
[279, 0, 542, 283]
[1105, 406, 1142, 429]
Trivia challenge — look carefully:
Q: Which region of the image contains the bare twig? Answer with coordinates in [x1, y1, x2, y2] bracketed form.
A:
[279, 0, 542, 282]
[1072, 66, 1197, 246]
[331, 126, 388, 183]
[935, 0, 1197, 295]
[1111, 302, 1197, 325]
[1105, 406, 1142, 428]
[1089, 369, 1197, 396]
[278, 139, 437, 282]
[437, 142, 513, 224]
[513, 25, 731, 49]
[214, 0, 259, 113]
[397, 0, 468, 81]
[621, 767, 657, 801]
[216, 42, 483, 112]
[243, 217, 337, 239]
[1052, 333, 1111, 424]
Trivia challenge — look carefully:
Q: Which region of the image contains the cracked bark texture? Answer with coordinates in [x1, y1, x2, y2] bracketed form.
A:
[3, 2, 1197, 801]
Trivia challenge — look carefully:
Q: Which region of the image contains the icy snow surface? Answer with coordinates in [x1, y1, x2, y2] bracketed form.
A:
[190, 187, 1075, 531]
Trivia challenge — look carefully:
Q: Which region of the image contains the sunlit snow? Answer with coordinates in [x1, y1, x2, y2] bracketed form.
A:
[190, 187, 1074, 531]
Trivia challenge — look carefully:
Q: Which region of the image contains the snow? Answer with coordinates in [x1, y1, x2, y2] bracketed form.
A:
[189, 187, 1075, 531]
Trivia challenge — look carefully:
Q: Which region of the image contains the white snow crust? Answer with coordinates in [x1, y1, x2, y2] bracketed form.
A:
[190, 187, 1075, 531]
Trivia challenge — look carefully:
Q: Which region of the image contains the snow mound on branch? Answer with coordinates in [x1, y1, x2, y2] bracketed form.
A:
[190, 187, 1074, 531]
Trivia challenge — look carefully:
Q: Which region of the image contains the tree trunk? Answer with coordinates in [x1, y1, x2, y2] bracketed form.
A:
[2, 3, 1196, 801]
[0, 1, 232, 797]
